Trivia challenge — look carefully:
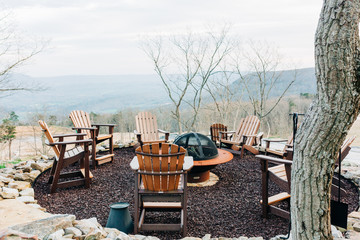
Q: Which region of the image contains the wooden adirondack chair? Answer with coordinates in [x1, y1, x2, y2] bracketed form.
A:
[210, 123, 227, 146]
[257, 136, 355, 219]
[38, 120, 92, 193]
[69, 110, 115, 168]
[134, 112, 170, 146]
[130, 143, 193, 236]
[219, 116, 263, 158]
[264, 136, 294, 159]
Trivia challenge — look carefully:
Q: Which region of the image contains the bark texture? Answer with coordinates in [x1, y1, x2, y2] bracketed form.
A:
[291, 0, 360, 239]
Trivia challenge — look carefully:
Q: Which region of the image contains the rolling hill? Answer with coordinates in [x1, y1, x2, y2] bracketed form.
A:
[0, 68, 316, 117]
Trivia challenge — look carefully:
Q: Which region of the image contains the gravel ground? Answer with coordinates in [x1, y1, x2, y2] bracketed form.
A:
[34, 148, 359, 240]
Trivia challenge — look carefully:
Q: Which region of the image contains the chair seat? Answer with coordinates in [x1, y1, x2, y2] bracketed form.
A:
[143, 202, 182, 208]
[64, 146, 84, 159]
[139, 175, 184, 193]
[96, 134, 112, 141]
[142, 139, 167, 144]
[260, 192, 290, 205]
[220, 139, 238, 145]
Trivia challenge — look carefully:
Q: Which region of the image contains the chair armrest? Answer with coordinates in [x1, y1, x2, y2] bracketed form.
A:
[52, 133, 87, 138]
[158, 129, 170, 141]
[46, 139, 92, 146]
[130, 156, 139, 170]
[158, 129, 169, 134]
[256, 155, 293, 165]
[134, 130, 141, 136]
[263, 138, 288, 143]
[92, 124, 116, 127]
[242, 134, 257, 138]
[92, 124, 115, 135]
[72, 127, 97, 130]
[183, 156, 194, 171]
[220, 130, 236, 134]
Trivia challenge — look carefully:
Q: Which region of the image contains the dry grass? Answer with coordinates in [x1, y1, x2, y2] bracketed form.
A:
[347, 117, 360, 146]
[1, 117, 358, 162]
[0, 126, 137, 161]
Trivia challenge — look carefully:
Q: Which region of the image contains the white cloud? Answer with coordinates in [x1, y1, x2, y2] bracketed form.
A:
[2, 0, 322, 76]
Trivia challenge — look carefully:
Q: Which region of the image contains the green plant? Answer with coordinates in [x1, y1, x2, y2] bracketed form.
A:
[0, 111, 18, 160]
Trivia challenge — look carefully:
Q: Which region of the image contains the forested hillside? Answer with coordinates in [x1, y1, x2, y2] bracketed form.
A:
[1, 68, 316, 117]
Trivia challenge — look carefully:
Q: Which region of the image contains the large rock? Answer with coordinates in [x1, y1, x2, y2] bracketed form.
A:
[116, 231, 131, 240]
[20, 188, 35, 197]
[27, 203, 46, 211]
[16, 196, 37, 204]
[31, 162, 52, 172]
[0, 199, 52, 229]
[0, 175, 13, 183]
[0, 168, 17, 176]
[0, 187, 19, 199]
[349, 211, 360, 220]
[14, 173, 31, 182]
[10, 214, 75, 240]
[16, 165, 32, 173]
[47, 229, 65, 240]
[74, 217, 107, 237]
[105, 228, 122, 239]
[64, 227, 83, 237]
[8, 181, 32, 190]
[28, 170, 41, 181]
[0, 229, 38, 240]
[14, 170, 41, 182]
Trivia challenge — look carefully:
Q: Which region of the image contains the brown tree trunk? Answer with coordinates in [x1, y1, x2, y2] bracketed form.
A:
[291, 1, 360, 239]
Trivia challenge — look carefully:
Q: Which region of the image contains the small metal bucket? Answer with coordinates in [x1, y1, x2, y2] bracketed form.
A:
[106, 202, 134, 234]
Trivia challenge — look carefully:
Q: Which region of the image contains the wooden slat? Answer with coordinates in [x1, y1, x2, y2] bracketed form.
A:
[152, 143, 161, 191]
[143, 202, 182, 208]
[234, 118, 245, 142]
[96, 134, 112, 141]
[70, 110, 92, 139]
[80, 168, 93, 178]
[210, 123, 227, 142]
[168, 144, 178, 191]
[135, 112, 164, 143]
[161, 143, 170, 191]
[260, 192, 290, 205]
[136, 146, 147, 189]
[95, 154, 115, 161]
[143, 144, 154, 191]
[38, 120, 60, 157]
[175, 147, 186, 188]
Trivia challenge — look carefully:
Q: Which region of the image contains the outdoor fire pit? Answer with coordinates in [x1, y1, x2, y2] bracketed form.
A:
[174, 132, 233, 183]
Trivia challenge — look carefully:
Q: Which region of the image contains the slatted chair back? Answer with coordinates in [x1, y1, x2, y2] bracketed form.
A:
[340, 136, 356, 160]
[135, 143, 186, 192]
[135, 112, 160, 143]
[69, 110, 92, 139]
[38, 120, 60, 158]
[233, 116, 260, 145]
[210, 123, 227, 143]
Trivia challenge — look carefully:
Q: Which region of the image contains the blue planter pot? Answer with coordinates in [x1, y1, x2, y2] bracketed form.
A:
[106, 202, 134, 234]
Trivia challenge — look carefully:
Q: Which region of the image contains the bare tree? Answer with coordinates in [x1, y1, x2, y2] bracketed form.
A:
[292, 1, 360, 239]
[142, 26, 235, 133]
[204, 69, 243, 125]
[0, 10, 44, 97]
[234, 40, 297, 135]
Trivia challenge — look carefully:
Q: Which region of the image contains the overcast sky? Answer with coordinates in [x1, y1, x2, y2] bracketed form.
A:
[3, 0, 322, 77]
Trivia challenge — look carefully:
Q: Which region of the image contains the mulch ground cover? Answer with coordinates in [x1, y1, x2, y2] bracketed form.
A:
[34, 148, 359, 240]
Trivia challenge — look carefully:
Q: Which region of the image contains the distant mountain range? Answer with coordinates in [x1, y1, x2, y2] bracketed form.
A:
[233, 67, 317, 98]
[0, 68, 317, 117]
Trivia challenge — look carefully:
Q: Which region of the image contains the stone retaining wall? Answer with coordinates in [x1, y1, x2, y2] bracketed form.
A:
[0, 152, 360, 240]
